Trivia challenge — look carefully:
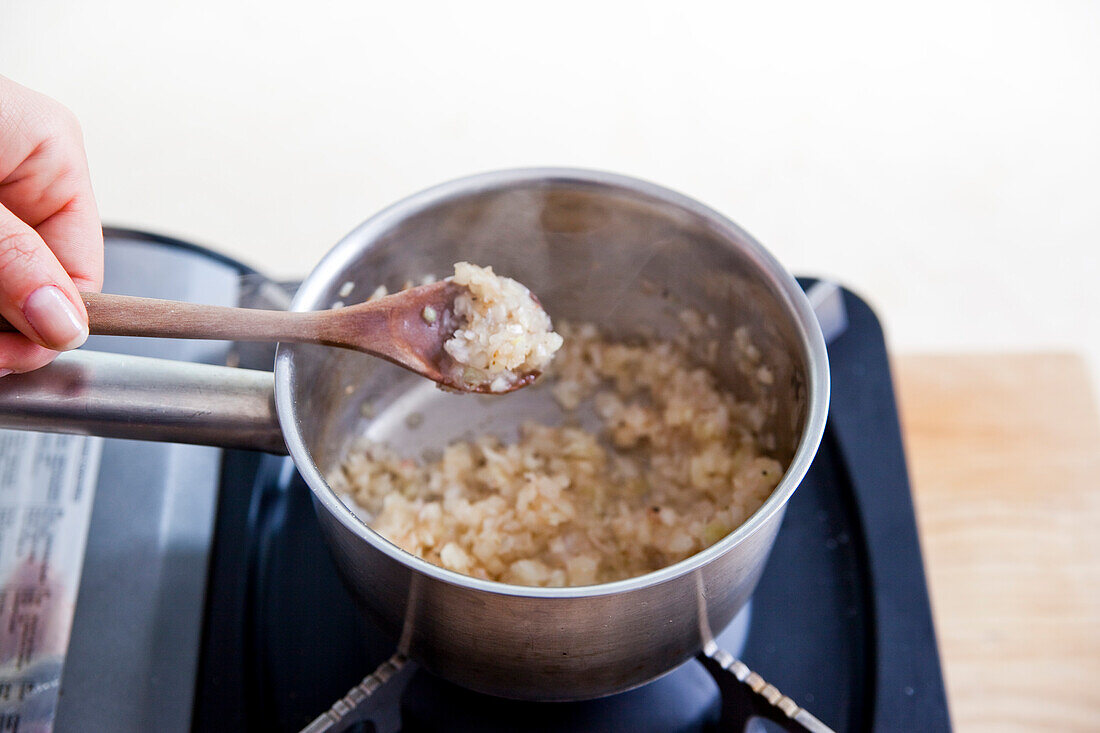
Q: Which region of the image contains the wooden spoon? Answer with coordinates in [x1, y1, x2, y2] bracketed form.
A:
[0, 283, 539, 393]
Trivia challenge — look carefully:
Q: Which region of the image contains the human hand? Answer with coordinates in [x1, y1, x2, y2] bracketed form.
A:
[0, 76, 103, 375]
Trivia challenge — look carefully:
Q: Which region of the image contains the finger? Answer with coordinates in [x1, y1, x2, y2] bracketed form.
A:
[33, 190, 103, 293]
[0, 201, 88, 351]
[0, 146, 103, 292]
[0, 90, 103, 293]
[0, 333, 57, 375]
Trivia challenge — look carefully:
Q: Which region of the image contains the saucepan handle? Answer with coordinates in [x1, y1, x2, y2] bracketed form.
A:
[0, 349, 286, 454]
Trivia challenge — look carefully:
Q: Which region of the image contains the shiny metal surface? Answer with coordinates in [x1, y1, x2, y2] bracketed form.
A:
[276, 168, 830, 699]
[0, 350, 285, 454]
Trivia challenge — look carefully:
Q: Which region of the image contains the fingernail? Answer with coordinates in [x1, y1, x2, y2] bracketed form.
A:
[0, 369, 11, 378]
[23, 286, 88, 350]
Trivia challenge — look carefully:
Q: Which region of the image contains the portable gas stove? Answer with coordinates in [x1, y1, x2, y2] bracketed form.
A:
[0, 230, 950, 732]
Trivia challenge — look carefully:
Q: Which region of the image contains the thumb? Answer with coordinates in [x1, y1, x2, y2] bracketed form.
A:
[0, 202, 89, 351]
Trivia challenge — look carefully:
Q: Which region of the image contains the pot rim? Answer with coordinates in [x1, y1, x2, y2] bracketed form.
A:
[274, 167, 830, 599]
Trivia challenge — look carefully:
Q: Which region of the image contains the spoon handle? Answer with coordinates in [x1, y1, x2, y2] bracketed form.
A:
[0, 292, 324, 344]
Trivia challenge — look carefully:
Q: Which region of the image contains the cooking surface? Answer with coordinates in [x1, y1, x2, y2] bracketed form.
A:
[194, 277, 950, 732]
[44, 233, 1100, 731]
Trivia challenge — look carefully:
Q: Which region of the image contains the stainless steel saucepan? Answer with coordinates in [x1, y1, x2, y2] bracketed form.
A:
[0, 169, 831, 724]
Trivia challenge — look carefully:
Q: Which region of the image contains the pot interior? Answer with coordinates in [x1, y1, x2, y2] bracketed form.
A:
[281, 171, 814, 551]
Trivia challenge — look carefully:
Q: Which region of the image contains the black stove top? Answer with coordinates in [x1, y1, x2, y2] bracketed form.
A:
[193, 283, 951, 732]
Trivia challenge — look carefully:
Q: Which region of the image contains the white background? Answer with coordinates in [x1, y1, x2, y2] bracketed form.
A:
[3, 1, 1098, 382]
